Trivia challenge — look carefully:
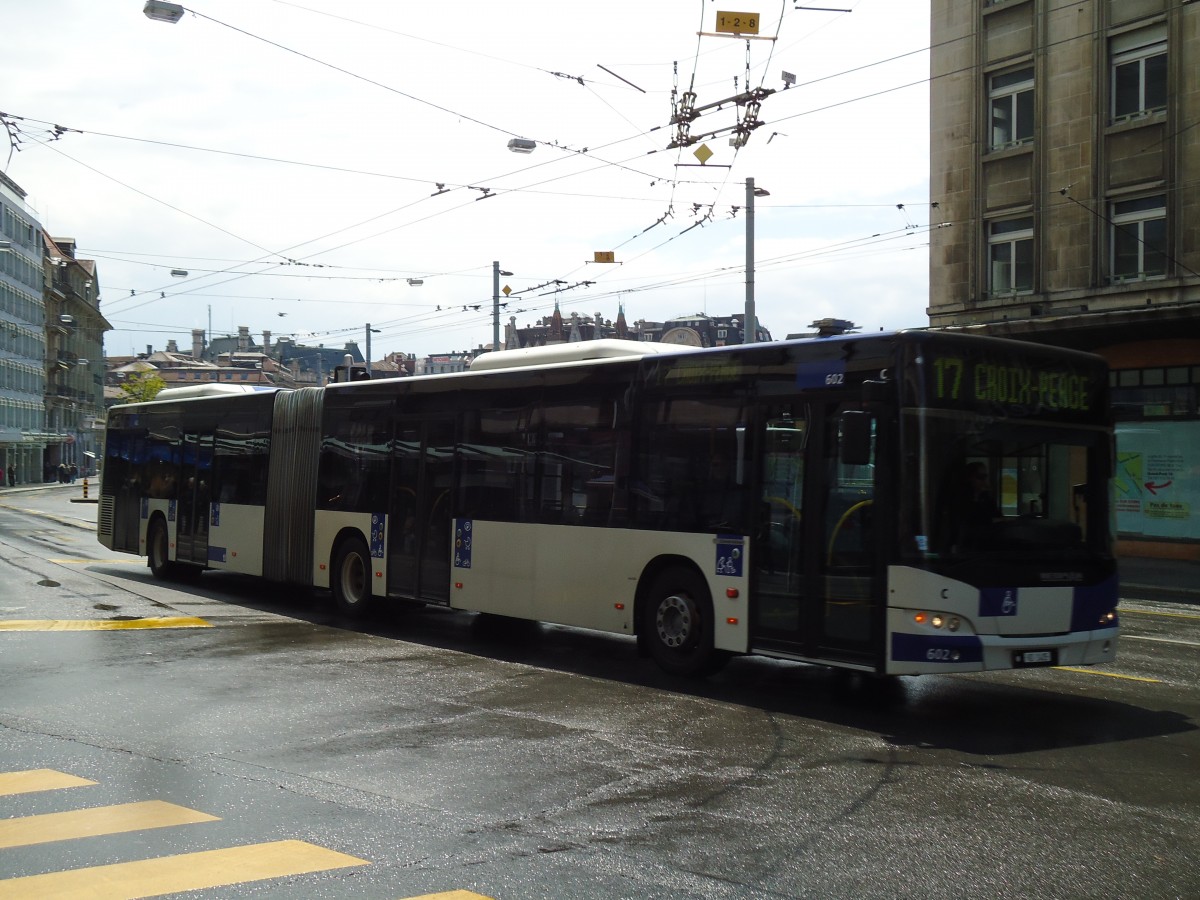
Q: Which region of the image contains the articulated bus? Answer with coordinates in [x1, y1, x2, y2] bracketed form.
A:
[98, 330, 1118, 677]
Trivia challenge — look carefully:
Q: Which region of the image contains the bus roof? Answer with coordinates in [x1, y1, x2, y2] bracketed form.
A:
[468, 339, 688, 372]
[149, 384, 279, 402]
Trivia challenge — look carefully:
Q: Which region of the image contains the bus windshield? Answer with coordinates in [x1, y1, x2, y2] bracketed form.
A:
[901, 408, 1111, 564]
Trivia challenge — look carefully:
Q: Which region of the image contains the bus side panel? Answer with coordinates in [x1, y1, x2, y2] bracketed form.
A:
[205, 503, 265, 575]
[450, 520, 751, 653]
[884, 565, 1118, 674]
[312, 510, 380, 592]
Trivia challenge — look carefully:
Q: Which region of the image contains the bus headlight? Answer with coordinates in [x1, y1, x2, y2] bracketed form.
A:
[914, 613, 961, 631]
[1099, 611, 1116, 626]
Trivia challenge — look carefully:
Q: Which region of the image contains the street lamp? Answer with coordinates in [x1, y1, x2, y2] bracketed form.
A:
[744, 177, 770, 345]
[493, 261, 512, 351]
[143, 1, 185, 23]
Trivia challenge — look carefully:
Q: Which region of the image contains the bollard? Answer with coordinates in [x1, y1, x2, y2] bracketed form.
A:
[82, 477, 88, 499]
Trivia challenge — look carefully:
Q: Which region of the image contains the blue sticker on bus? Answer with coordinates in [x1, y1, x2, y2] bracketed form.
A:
[210, 503, 220, 527]
[141, 498, 149, 520]
[207, 545, 226, 563]
[454, 518, 473, 569]
[795, 358, 846, 389]
[167, 499, 176, 522]
[370, 514, 385, 559]
[980, 587, 1019, 617]
[715, 534, 743, 577]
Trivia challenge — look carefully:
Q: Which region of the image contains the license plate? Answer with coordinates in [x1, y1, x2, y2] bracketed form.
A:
[1014, 649, 1056, 667]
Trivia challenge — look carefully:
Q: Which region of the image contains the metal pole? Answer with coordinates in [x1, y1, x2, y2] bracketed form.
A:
[365, 324, 372, 376]
[492, 260, 501, 351]
[744, 177, 756, 344]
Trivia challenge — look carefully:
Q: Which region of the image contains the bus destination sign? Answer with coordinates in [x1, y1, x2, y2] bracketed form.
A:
[930, 353, 1099, 415]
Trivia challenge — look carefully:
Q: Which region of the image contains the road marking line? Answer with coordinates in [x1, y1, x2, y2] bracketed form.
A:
[405, 892, 496, 899]
[0, 800, 219, 849]
[1054, 666, 1162, 683]
[0, 839, 368, 899]
[0, 617, 211, 632]
[1119, 607, 1200, 621]
[0, 769, 96, 797]
[1123, 634, 1200, 648]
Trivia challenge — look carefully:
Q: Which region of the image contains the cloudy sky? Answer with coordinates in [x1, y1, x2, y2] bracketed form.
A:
[2, 0, 932, 360]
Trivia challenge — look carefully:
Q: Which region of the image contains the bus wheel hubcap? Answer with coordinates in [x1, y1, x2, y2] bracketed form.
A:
[656, 594, 696, 648]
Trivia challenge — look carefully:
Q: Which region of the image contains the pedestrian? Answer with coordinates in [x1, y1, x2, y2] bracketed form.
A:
[70, 464, 78, 483]
[58, 462, 68, 484]
[6, 464, 14, 487]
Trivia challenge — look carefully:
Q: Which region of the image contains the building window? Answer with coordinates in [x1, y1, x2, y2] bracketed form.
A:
[1110, 195, 1166, 282]
[987, 217, 1033, 295]
[989, 67, 1033, 150]
[1111, 25, 1167, 121]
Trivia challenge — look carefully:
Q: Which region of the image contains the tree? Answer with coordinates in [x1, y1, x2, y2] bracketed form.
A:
[116, 370, 166, 404]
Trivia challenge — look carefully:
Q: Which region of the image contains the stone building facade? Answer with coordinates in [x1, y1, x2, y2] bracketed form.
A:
[929, 0, 1200, 560]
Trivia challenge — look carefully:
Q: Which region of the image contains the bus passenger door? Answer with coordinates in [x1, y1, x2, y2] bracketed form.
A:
[751, 402, 880, 664]
[751, 404, 809, 643]
[388, 415, 455, 604]
[176, 431, 214, 566]
[812, 404, 879, 661]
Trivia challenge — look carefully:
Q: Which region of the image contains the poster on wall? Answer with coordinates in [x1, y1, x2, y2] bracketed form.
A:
[1114, 421, 1200, 539]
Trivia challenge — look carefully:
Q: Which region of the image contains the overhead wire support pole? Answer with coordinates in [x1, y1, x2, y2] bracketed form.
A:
[493, 261, 501, 351]
[745, 178, 756, 344]
[492, 261, 514, 351]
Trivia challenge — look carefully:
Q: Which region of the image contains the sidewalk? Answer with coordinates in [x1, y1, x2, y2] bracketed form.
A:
[1119, 556, 1200, 604]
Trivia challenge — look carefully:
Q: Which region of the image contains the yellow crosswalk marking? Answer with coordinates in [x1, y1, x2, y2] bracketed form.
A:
[0, 617, 211, 632]
[0, 801, 218, 849]
[0, 769, 96, 797]
[0, 839, 368, 899]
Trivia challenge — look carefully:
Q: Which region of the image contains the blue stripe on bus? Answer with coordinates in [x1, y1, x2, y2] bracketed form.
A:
[794, 359, 846, 389]
[891, 633, 983, 664]
[1071, 575, 1119, 632]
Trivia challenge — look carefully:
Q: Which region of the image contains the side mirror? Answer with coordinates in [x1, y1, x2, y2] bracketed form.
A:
[841, 410, 873, 466]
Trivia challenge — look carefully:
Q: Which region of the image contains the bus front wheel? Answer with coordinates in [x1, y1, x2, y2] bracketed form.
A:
[642, 568, 725, 677]
[331, 536, 374, 616]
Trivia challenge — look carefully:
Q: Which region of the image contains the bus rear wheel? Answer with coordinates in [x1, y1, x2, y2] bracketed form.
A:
[148, 517, 176, 580]
[642, 568, 725, 677]
[331, 536, 374, 616]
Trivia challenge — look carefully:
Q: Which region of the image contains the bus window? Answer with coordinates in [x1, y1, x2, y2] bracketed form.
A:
[540, 399, 616, 526]
[318, 398, 391, 512]
[633, 395, 747, 533]
[457, 405, 537, 522]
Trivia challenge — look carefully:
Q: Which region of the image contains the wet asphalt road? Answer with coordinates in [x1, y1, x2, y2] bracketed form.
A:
[1, 486, 1199, 899]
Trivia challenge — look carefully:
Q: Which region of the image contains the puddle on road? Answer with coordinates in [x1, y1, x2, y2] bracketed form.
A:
[36, 579, 61, 588]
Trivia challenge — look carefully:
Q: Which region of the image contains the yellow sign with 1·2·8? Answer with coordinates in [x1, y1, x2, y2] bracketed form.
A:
[715, 11, 760, 34]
